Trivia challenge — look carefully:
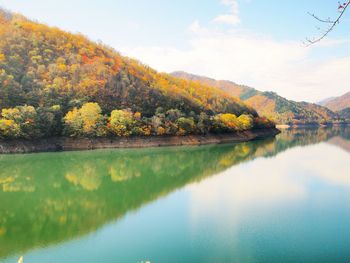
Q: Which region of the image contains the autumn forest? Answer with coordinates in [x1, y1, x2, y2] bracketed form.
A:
[0, 9, 275, 140]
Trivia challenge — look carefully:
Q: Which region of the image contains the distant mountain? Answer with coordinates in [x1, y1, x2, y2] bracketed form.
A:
[338, 108, 350, 120]
[171, 71, 252, 98]
[172, 71, 340, 125]
[320, 92, 350, 112]
[318, 97, 336, 106]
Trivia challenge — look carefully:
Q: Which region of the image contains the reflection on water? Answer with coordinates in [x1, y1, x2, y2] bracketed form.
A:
[0, 127, 350, 263]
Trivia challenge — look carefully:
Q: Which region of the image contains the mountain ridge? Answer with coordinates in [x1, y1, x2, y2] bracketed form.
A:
[320, 91, 350, 112]
[172, 71, 342, 125]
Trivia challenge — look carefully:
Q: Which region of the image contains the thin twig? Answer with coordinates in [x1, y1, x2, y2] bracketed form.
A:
[306, 2, 350, 46]
[307, 12, 335, 24]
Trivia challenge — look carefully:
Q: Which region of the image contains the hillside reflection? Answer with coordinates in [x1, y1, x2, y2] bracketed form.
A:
[0, 126, 349, 259]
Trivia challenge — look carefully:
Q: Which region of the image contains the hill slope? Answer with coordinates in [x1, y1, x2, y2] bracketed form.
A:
[0, 10, 255, 116]
[0, 9, 273, 139]
[172, 71, 340, 125]
[321, 92, 350, 112]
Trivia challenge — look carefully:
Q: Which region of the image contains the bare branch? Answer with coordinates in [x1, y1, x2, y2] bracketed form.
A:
[307, 12, 335, 24]
[306, 1, 350, 46]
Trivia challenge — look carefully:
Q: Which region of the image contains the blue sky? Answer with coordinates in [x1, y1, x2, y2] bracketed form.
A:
[0, 0, 349, 102]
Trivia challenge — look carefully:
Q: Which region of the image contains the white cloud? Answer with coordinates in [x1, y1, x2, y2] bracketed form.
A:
[213, 14, 240, 25]
[121, 1, 350, 103]
[122, 26, 350, 102]
[188, 20, 203, 34]
[185, 141, 350, 232]
[213, 0, 240, 25]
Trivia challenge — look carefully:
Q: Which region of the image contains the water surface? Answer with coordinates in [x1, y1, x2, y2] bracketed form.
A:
[0, 127, 350, 263]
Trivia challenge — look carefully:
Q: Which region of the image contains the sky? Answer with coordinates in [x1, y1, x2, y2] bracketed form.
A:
[0, 0, 350, 102]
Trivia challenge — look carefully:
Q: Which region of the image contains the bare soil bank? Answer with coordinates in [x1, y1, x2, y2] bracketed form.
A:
[0, 128, 280, 154]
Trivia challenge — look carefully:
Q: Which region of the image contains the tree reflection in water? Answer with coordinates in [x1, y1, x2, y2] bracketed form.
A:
[0, 126, 349, 259]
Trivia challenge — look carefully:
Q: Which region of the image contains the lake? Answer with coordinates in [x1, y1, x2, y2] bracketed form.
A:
[0, 127, 350, 263]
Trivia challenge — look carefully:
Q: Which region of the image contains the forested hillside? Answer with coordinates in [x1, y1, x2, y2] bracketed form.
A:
[172, 71, 342, 125]
[0, 9, 274, 139]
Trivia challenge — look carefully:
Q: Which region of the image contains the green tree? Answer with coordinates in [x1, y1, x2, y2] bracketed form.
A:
[37, 105, 63, 137]
[176, 117, 195, 135]
[197, 112, 211, 134]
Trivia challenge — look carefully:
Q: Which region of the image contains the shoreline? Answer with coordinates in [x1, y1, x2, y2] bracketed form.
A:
[276, 123, 350, 129]
[0, 128, 280, 154]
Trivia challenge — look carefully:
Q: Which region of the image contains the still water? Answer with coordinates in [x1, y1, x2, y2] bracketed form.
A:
[0, 127, 350, 263]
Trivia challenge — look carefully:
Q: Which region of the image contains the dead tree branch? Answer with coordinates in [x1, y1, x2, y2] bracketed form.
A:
[305, 1, 350, 46]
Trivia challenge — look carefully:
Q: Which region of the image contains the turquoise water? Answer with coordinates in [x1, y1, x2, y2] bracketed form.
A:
[0, 127, 350, 262]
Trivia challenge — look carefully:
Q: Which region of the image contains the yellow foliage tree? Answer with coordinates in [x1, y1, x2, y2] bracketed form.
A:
[237, 114, 254, 130]
[109, 109, 135, 137]
[0, 119, 20, 138]
[64, 102, 105, 137]
[80, 103, 103, 134]
[218, 113, 238, 130]
[156, 126, 166, 136]
[0, 53, 5, 62]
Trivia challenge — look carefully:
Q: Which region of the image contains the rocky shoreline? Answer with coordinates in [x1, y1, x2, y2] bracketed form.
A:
[0, 128, 280, 154]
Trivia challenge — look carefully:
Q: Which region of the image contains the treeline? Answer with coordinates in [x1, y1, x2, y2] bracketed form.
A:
[0, 9, 276, 140]
[0, 102, 274, 139]
[0, 10, 255, 119]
